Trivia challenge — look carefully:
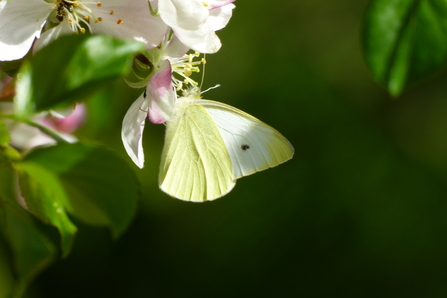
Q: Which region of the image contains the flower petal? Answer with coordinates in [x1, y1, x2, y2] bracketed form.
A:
[205, 0, 236, 9]
[84, 0, 168, 48]
[122, 93, 149, 168]
[50, 105, 76, 119]
[147, 60, 176, 124]
[208, 3, 235, 31]
[164, 35, 190, 58]
[174, 25, 221, 53]
[158, 0, 208, 32]
[33, 20, 73, 53]
[0, 0, 53, 61]
[52, 104, 86, 133]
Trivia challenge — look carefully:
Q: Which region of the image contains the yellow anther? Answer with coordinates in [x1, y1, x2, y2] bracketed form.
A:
[202, 1, 210, 7]
[68, 18, 73, 23]
[84, 15, 90, 21]
[97, 1, 102, 7]
[97, 17, 102, 21]
[110, 10, 114, 15]
[117, 19, 123, 25]
[201, 58, 206, 64]
[80, 28, 86, 33]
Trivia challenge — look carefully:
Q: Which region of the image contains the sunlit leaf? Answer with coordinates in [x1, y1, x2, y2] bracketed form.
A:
[362, 0, 447, 95]
[15, 34, 145, 117]
[19, 142, 139, 238]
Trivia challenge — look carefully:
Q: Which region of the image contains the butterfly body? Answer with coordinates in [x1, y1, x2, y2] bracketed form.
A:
[159, 93, 294, 202]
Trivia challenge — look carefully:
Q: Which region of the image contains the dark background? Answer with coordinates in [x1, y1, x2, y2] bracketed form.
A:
[29, 0, 447, 297]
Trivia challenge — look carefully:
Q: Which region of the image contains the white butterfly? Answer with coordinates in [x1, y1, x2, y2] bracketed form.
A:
[159, 90, 294, 202]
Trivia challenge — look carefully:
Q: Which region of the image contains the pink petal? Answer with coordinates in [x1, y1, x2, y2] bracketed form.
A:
[147, 60, 176, 124]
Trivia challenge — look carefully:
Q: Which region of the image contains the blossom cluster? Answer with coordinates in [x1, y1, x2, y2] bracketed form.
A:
[0, 0, 235, 163]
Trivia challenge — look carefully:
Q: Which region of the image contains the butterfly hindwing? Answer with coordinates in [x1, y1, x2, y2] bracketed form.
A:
[159, 102, 235, 202]
[198, 100, 294, 179]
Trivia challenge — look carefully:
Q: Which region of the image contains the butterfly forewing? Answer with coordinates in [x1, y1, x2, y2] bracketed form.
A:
[159, 102, 235, 202]
[198, 100, 294, 178]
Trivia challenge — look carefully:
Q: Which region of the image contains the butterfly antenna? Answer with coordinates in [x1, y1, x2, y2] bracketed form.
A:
[199, 54, 221, 94]
[201, 84, 221, 94]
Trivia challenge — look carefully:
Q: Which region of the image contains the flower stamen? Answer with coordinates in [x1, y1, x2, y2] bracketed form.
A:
[54, 0, 119, 32]
[170, 52, 205, 92]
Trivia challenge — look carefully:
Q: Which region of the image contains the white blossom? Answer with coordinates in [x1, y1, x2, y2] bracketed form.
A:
[157, 0, 235, 53]
[0, 0, 168, 61]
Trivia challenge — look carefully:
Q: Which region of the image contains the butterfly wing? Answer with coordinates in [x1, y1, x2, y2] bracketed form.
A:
[198, 100, 294, 179]
[159, 102, 235, 202]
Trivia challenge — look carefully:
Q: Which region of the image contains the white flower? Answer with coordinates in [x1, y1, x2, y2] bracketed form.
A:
[121, 35, 203, 168]
[0, 0, 168, 61]
[0, 102, 86, 150]
[157, 0, 235, 53]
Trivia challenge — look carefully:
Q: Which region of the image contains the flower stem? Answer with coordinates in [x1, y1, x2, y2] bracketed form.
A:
[22, 119, 69, 144]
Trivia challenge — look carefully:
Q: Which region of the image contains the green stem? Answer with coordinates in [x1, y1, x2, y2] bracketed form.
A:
[0, 113, 15, 120]
[22, 119, 68, 144]
[0, 114, 68, 144]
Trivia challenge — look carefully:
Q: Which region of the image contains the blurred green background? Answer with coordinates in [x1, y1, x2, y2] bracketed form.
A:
[28, 0, 447, 297]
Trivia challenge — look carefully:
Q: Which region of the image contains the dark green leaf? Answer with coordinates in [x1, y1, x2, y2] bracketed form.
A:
[0, 150, 17, 204]
[17, 166, 77, 257]
[0, 236, 15, 298]
[362, 0, 447, 95]
[0, 154, 16, 298]
[15, 34, 145, 117]
[0, 153, 57, 296]
[0, 59, 23, 77]
[19, 142, 139, 238]
[0, 202, 57, 297]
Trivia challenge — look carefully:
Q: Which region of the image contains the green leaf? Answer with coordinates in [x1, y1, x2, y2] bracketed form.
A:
[0, 153, 57, 297]
[0, 120, 10, 146]
[0, 59, 23, 77]
[17, 166, 77, 258]
[362, 0, 447, 95]
[0, 154, 15, 298]
[0, 202, 57, 298]
[0, 236, 15, 298]
[15, 34, 145, 117]
[0, 150, 17, 204]
[18, 142, 139, 238]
